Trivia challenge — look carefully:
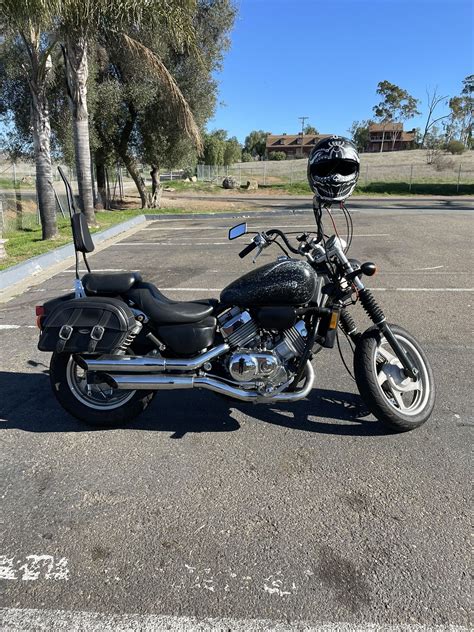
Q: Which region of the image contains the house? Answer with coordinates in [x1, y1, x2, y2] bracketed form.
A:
[266, 133, 331, 159]
[367, 123, 416, 152]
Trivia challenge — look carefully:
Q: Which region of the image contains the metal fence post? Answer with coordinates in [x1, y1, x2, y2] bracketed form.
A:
[456, 163, 462, 193]
[365, 164, 369, 185]
[0, 199, 7, 260]
[263, 162, 267, 186]
[409, 164, 413, 192]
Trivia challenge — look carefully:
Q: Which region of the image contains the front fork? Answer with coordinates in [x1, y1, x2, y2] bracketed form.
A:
[340, 290, 418, 380]
[335, 246, 419, 380]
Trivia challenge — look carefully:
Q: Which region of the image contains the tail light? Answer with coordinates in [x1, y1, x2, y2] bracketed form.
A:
[35, 305, 45, 329]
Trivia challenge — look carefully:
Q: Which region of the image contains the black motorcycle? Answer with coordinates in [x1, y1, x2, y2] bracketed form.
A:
[36, 169, 435, 431]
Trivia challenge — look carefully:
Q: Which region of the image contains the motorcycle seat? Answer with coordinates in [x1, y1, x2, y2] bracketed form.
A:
[82, 272, 142, 296]
[125, 281, 216, 325]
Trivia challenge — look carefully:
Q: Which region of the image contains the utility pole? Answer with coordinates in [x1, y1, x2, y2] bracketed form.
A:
[298, 116, 308, 158]
[298, 116, 308, 135]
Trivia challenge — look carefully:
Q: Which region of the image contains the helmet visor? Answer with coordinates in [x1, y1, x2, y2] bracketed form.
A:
[311, 158, 359, 178]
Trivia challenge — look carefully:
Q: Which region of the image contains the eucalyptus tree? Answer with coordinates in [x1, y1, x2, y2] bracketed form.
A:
[373, 80, 420, 152]
[58, 0, 203, 218]
[0, 0, 58, 239]
[446, 75, 473, 148]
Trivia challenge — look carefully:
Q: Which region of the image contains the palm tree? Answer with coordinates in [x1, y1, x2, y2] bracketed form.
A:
[58, 0, 202, 217]
[0, 0, 58, 240]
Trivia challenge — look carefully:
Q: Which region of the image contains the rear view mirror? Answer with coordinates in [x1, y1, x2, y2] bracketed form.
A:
[228, 222, 247, 240]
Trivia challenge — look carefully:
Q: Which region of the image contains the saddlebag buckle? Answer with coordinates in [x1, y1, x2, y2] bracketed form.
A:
[57, 324, 74, 352]
[90, 325, 105, 341]
[59, 325, 73, 340]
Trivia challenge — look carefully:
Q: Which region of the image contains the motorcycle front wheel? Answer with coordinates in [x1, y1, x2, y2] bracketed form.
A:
[354, 324, 435, 432]
[50, 352, 155, 426]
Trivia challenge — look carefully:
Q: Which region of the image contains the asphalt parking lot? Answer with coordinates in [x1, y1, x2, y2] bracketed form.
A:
[0, 207, 472, 630]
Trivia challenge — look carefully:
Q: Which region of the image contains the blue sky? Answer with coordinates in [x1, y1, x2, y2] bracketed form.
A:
[207, 0, 474, 142]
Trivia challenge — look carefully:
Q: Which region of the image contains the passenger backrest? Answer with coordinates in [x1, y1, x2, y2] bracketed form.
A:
[58, 166, 95, 253]
[71, 213, 95, 253]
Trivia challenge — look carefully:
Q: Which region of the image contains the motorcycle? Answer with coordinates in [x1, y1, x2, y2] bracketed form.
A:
[36, 168, 435, 431]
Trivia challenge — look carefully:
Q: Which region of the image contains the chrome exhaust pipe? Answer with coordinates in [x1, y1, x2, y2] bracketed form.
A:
[106, 361, 315, 403]
[82, 343, 229, 373]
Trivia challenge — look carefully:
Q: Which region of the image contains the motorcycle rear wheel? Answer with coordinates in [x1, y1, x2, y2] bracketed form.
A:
[50, 352, 155, 426]
[354, 324, 435, 432]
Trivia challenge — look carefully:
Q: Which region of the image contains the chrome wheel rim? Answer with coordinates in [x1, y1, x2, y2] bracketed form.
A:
[66, 356, 136, 410]
[373, 334, 430, 417]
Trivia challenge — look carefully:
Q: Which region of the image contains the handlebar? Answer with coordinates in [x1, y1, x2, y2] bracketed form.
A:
[265, 229, 300, 255]
[239, 241, 258, 259]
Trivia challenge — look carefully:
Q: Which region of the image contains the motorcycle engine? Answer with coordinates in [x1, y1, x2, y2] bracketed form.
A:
[218, 307, 308, 388]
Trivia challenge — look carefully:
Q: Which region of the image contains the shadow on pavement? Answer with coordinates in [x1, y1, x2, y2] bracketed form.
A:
[0, 370, 390, 437]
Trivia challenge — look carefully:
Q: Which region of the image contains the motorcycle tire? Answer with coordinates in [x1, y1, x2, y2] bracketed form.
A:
[354, 324, 435, 432]
[49, 352, 155, 427]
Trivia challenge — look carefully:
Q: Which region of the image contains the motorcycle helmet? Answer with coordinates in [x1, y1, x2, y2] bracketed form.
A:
[307, 136, 360, 202]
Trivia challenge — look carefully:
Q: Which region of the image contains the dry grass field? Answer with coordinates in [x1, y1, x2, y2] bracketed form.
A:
[226, 149, 474, 186]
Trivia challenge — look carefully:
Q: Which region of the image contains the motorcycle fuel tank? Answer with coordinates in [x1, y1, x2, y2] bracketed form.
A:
[220, 259, 318, 307]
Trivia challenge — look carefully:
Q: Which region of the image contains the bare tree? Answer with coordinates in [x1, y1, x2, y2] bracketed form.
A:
[420, 87, 449, 148]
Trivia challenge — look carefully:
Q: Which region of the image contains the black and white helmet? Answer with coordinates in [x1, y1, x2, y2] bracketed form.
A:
[307, 136, 360, 202]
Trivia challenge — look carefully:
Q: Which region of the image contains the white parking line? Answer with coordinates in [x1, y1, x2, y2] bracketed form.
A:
[0, 608, 468, 632]
[113, 242, 230, 246]
[113, 235, 389, 246]
[142, 227, 391, 235]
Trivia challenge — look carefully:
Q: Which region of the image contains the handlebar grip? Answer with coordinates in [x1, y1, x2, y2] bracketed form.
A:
[239, 241, 257, 259]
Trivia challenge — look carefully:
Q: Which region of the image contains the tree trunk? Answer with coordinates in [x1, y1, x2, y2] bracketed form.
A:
[149, 165, 162, 208]
[380, 126, 386, 153]
[122, 153, 148, 208]
[95, 149, 108, 209]
[31, 86, 57, 240]
[115, 104, 148, 208]
[63, 36, 95, 225]
[391, 128, 399, 151]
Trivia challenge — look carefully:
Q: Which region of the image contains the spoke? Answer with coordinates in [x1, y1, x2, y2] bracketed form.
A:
[391, 389, 406, 410]
[377, 369, 388, 386]
[95, 385, 109, 400]
[377, 345, 398, 364]
[401, 378, 420, 393]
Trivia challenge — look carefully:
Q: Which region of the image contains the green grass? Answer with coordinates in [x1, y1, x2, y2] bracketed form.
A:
[0, 208, 201, 271]
[0, 178, 20, 189]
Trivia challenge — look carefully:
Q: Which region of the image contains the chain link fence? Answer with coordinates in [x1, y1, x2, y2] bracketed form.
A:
[1, 152, 472, 233]
[197, 156, 473, 192]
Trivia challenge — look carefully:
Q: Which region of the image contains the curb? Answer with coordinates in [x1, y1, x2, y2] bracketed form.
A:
[0, 214, 146, 292]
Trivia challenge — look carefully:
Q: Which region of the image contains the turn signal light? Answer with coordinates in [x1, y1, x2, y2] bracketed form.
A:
[329, 310, 339, 330]
[361, 262, 377, 276]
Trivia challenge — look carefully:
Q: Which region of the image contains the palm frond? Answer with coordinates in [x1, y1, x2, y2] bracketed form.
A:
[121, 33, 203, 154]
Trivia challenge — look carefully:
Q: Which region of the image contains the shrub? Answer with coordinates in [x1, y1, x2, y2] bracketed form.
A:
[433, 154, 455, 171]
[269, 151, 286, 161]
[241, 151, 253, 162]
[446, 140, 465, 155]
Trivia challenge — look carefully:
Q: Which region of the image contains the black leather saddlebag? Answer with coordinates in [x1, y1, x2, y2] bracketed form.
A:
[38, 297, 137, 353]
